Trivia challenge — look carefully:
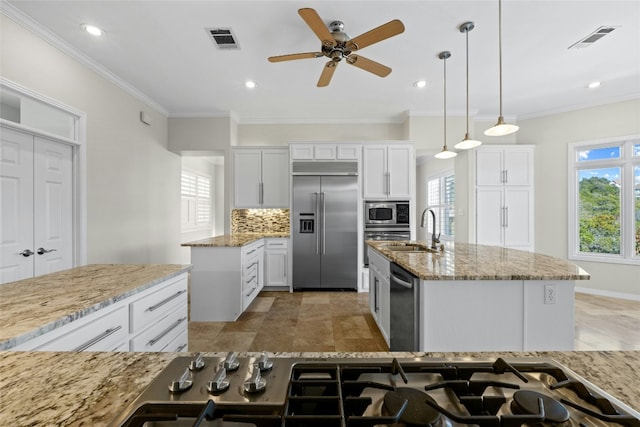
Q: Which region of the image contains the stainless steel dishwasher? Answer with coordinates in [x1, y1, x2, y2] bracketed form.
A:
[389, 262, 420, 351]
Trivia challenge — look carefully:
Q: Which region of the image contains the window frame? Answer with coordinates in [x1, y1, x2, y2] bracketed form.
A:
[181, 169, 213, 232]
[568, 135, 639, 265]
[425, 169, 455, 241]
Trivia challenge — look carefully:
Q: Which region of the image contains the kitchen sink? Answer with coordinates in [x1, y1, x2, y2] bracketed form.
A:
[383, 244, 438, 253]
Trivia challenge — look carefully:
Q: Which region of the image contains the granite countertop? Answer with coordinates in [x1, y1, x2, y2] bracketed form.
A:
[0, 264, 192, 350]
[182, 232, 290, 247]
[368, 241, 591, 281]
[0, 351, 637, 425]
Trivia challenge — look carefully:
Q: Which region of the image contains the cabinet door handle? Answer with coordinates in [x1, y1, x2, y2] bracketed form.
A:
[176, 343, 187, 352]
[504, 206, 509, 228]
[146, 290, 186, 312]
[73, 325, 122, 351]
[374, 277, 379, 312]
[37, 248, 57, 255]
[148, 317, 187, 347]
[385, 172, 391, 195]
[246, 286, 257, 298]
[19, 249, 34, 257]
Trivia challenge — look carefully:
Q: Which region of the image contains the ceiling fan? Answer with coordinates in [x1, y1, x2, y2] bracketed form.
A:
[268, 8, 405, 87]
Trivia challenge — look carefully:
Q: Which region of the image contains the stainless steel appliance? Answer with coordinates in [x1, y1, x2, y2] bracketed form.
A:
[110, 353, 640, 426]
[389, 262, 420, 351]
[364, 200, 410, 226]
[292, 162, 358, 290]
[363, 200, 411, 266]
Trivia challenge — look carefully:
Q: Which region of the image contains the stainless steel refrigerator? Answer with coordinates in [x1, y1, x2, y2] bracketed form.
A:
[292, 162, 358, 290]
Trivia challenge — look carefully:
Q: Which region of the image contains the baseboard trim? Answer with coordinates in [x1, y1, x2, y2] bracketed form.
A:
[575, 286, 640, 302]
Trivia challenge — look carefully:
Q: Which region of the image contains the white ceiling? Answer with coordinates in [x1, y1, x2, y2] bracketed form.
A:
[5, 0, 640, 124]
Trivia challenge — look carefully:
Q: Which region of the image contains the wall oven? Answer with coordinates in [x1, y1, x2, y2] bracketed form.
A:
[363, 200, 411, 266]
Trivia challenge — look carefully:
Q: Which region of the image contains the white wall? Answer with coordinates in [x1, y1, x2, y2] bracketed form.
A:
[1, 15, 182, 264]
[518, 99, 640, 297]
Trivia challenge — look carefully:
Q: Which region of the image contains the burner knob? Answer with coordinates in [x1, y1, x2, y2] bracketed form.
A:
[257, 352, 273, 371]
[223, 352, 239, 371]
[207, 367, 230, 393]
[189, 353, 205, 371]
[243, 364, 267, 393]
[168, 368, 193, 393]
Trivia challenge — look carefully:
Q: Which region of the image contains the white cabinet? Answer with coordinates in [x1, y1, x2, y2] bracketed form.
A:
[12, 272, 189, 352]
[368, 247, 390, 346]
[363, 144, 413, 199]
[242, 239, 265, 310]
[265, 238, 289, 287]
[290, 143, 361, 161]
[475, 145, 534, 252]
[233, 148, 288, 208]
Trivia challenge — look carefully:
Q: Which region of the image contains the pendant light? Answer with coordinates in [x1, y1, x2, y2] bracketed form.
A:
[435, 51, 457, 159]
[455, 22, 482, 150]
[485, 0, 519, 136]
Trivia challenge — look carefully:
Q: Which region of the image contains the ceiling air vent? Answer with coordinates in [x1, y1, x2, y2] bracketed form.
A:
[206, 28, 240, 49]
[568, 26, 618, 50]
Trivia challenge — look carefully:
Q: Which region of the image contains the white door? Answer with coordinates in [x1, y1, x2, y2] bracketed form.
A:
[233, 150, 262, 207]
[387, 145, 412, 199]
[0, 128, 73, 284]
[261, 150, 289, 208]
[1, 128, 34, 283]
[33, 137, 73, 276]
[476, 187, 505, 247]
[476, 148, 503, 186]
[504, 149, 533, 186]
[504, 188, 533, 249]
[363, 145, 387, 199]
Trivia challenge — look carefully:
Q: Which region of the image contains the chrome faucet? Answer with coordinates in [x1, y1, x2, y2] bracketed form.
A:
[420, 208, 440, 250]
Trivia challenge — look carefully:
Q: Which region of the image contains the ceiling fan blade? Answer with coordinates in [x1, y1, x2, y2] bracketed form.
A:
[346, 19, 405, 51]
[298, 8, 336, 47]
[346, 54, 391, 77]
[268, 52, 323, 62]
[317, 60, 338, 87]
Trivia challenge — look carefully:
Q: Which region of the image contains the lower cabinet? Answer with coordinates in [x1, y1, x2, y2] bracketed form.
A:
[13, 272, 189, 352]
[368, 247, 390, 346]
[265, 238, 289, 288]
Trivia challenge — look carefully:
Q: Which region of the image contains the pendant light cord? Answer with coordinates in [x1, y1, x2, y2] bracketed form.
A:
[443, 54, 447, 147]
[465, 27, 470, 134]
[498, 0, 503, 117]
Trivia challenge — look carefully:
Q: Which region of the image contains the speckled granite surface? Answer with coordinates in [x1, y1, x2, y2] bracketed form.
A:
[231, 208, 290, 233]
[368, 241, 591, 280]
[0, 264, 192, 350]
[182, 233, 290, 247]
[0, 351, 637, 425]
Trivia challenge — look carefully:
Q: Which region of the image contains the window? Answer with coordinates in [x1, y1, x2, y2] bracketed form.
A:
[568, 136, 639, 265]
[425, 171, 455, 240]
[181, 170, 212, 231]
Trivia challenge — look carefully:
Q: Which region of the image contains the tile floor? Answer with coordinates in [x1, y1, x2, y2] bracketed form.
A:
[189, 290, 640, 352]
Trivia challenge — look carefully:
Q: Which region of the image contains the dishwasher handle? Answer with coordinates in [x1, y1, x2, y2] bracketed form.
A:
[391, 272, 414, 289]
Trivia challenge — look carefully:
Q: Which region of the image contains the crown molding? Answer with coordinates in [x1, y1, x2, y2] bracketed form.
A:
[1, 2, 169, 117]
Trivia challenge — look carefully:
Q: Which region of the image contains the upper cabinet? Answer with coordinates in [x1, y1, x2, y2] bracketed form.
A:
[290, 143, 361, 161]
[363, 144, 414, 199]
[233, 148, 289, 208]
[476, 146, 533, 187]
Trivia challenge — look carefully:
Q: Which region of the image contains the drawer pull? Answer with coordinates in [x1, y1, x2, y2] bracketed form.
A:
[148, 317, 187, 347]
[246, 287, 257, 298]
[146, 290, 187, 312]
[73, 325, 122, 352]
[176, 343, 187, 352]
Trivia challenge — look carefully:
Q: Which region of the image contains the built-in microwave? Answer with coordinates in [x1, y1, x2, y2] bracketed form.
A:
[364, 201, 410, 226]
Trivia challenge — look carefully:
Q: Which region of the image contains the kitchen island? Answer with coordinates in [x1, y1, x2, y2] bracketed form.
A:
[0, 350, 638, 425]
[182, 233, 289, 321]
[367, 241, 590, 352]
[0, 264, 191, 351]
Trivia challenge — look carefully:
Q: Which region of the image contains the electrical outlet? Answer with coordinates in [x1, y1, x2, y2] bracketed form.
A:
[544, 285, 556, 304]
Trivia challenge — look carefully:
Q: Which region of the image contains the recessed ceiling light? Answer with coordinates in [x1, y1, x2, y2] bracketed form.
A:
[587, 81, 601, 89]
[245, 80, 257, 89]
[413, 80, 427, 89]
[81, 24, 104, 37]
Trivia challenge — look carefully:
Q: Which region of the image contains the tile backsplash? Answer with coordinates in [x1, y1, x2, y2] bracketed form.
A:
[232, 209, 290, 234]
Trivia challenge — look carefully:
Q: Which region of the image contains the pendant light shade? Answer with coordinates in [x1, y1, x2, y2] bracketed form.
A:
[455, 22, 482, 150]
[435, 51, 457, 160]
[485, 0, 519, 137]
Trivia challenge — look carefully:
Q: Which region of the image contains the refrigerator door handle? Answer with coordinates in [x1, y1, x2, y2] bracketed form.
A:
[321, 192, 326, 254]
[314, 192, 320, 254]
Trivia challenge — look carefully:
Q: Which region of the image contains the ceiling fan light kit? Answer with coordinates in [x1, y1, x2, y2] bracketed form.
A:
[485, 0, 519, 137]
[267, 8, 404, 87]
[435, 51, 457, 160]
[455, 21, 482, 151]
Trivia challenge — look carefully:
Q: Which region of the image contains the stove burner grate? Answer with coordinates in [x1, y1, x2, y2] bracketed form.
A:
[382, 387, 441, 426]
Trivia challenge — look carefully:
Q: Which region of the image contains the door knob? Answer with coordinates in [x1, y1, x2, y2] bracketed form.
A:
[37, 248, 57, 255]
[19, 249, 34, 257]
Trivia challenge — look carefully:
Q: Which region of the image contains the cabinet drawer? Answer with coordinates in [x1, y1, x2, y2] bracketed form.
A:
[130, 305, 188, 352]
[243, 282, 260, 310]
[162, 329, 188, 353]
[130, 276, 188, 333]
[266, 239, 288, 249]
[36, 306, 128, 351]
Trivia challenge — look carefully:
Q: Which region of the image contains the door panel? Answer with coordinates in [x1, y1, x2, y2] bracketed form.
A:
[33, 138, 73, 276]
[292, 176, 321, 288]
[320, 176, 357, 289]
[476, 187, 504, 246]
[0, 128, 34, 284]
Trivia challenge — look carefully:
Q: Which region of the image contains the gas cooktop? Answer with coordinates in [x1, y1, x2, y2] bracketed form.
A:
[110, 353, 640, 427]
